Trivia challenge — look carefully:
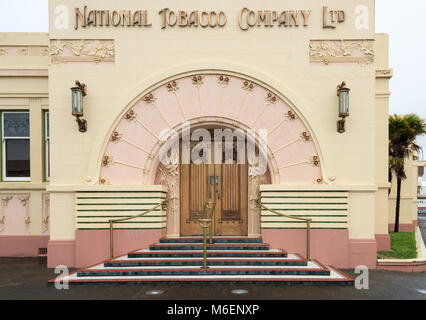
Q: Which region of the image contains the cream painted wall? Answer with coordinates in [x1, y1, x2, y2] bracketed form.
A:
[374, 34, 392, 236]
[0, 33, 49, 237]
[48, 0, 376, 184]
[46, 0, 382, 240]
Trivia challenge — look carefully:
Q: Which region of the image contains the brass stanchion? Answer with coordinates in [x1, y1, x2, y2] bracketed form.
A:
[306, 219, 311, 260]
[199, 218, 212, 269]
[109, 221, 114, 259]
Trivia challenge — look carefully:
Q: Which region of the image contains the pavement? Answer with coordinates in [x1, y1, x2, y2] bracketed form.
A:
[0, 217, 424, 300]
[420, 215, 426, 244]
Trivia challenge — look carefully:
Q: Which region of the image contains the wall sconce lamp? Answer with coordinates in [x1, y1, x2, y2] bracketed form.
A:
[337, 81, 350, 133]
[71, 80, 88, 133]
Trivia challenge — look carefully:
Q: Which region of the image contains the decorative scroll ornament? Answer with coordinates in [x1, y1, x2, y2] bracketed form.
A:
[265, 93, 278, 104]
[19, 47, 28, 56]
[310, 155, 320, 167]
[309, 42, 336, 65]
[18, 195, 31, 225]
[248, 153, 267, 177]
[249, 171, 266, 215]
[310, 40, 375, 66]
[358, 41, 375, 56]
[102, 155, 113, 167]
[166, 164, 179, 177]
[300, 132, 312, 142]
[286, 110, 298, 120]
[110, 131, 122, 143]
[87, 41, 115, 63]
[166, 81, 179, 92]
[217, 75, 230, 86]
[192, 75, 204, 87]
[162, 150, 179, 177]
[41, 48, 50, 56]
[123, 109, 137, 121]
[242, 81, 255, 92]
[339, 40, 353, 56]
[49, 40, 65, 56]
[0, 196, 13, 232]
[99, 177, 111, 185]
[42, 196, 50, 234]
[314, 177, 323, 184]
[143, 93, 156, 104]
[68, 40, 85, 56]
[0, 48, 8, 56]
[158, 165, 179, 217]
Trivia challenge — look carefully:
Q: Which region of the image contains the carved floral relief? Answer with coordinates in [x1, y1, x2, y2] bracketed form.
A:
[310, 40, 375, 65]
[49, 39, 115, 65]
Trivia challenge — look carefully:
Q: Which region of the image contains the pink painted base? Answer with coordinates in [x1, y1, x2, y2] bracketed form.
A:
[47, 240, 75, 268]
[0, 235, 49, 257]
[75, 229, 165, 268]
[48, 229, 165, 268]
[388, 223, 415, 232]
[377, 261, 426, 272]
[261, 229, 377, 269]
[375, 234, 391, 251]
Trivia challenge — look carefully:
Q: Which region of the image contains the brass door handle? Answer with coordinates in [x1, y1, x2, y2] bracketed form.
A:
[208, 176, 212, 198]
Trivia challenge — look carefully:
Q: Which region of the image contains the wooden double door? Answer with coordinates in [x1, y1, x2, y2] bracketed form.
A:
[180, 140, 248, 236]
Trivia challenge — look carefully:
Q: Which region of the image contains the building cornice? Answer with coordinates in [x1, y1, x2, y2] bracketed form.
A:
[375, 69, 393, 79]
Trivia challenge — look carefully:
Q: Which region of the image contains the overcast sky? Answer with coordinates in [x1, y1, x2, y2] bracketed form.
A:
[0, 0, 425, 159]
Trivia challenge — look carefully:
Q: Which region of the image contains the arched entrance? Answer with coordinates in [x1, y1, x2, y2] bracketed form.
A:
[99, 72, 323, 238]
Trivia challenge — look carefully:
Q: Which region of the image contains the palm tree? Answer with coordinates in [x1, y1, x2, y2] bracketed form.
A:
[389, 114, 425, 232]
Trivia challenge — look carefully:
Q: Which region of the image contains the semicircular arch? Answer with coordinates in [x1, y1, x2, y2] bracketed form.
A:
[98, 72, 324, 186]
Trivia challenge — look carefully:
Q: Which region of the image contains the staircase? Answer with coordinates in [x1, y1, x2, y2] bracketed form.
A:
[51, 237, 354, 285]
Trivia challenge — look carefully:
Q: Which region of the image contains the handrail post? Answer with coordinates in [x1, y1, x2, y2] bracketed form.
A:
[199, 219, 211, 269]
[306, 219, 311, 260]
[208, 220, 213, 244]
[202, 224, 208, 269]
[109, 220, 114, 259]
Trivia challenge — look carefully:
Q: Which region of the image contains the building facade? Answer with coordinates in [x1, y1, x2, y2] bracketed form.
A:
[0, 0, 397, 269]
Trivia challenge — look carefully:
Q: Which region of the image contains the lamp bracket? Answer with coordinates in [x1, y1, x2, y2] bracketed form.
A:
[75, 80, 87, 96]
[337, 117, 346, 134]
[76, 116, 87, 133]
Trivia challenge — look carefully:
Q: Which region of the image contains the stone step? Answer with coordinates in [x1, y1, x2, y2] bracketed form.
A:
[77, 263, 330, 277]
[53, 265, 353, 285]
[127, 249, 287, 258]
[47, 237, 354, 286]
[159, 237, 263, 244]
[104, 256, 307, 268]
[149, 243, 270, 251]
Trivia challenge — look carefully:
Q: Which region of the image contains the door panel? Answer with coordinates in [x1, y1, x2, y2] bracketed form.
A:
[180, 137, 248, 236]
[214, 163, 248, 236]
[180, 163, 214, 235]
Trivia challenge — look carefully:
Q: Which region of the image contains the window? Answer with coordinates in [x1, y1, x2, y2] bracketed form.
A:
[2, 112, 30, 181]
[44, 111, 50, 181]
